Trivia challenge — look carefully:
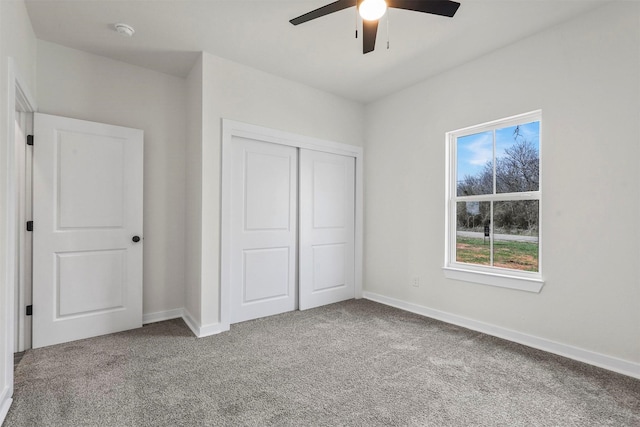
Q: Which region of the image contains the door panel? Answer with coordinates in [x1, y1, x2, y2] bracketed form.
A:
[230, 137, 297, 323]
[56, 250, 125, 316]
[299, 150, 355, 310]
[312, 161, 347, 228]
[312, 243, 346, 291]
[244, 151, 292, 230]
[243, 247, 290, 302]
[57, 133, 125, 228]
[32, 113, 143, 348]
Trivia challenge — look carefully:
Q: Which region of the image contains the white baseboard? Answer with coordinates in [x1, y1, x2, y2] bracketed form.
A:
[198, 322, 230, 337]
[0, 396, 12, 426]
[182, 309, 230, 338]
[181, 309, 200, 337]
[142, 308, 184, 324]
[143, 308, 229, 338]
[363, 291, 640, 380]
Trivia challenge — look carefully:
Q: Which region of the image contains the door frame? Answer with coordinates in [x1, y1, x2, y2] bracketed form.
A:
[2, 58, 37, 422]
[14, 109, 33, 353]
[220, 119, 363, 329]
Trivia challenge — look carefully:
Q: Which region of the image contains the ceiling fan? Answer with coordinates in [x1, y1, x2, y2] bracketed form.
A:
[290, 0, 460, 54]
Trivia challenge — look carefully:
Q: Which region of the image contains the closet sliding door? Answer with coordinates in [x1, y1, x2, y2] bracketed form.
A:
[299, 149, 355, 310]
[229, 137, 298, 323]
[224, 121, 360, 326]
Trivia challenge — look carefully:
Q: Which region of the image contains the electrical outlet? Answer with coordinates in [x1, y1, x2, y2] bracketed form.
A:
[411, 276, 420, 288]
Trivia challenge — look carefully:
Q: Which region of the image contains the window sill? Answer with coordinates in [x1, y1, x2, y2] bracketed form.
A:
[442, 267, 544, 293]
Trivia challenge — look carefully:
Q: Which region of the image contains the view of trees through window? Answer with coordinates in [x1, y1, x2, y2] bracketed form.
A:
[455, 121, 540, 272]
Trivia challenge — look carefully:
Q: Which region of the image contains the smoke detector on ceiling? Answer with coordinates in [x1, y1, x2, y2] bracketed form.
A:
[114, 23, 135, 37]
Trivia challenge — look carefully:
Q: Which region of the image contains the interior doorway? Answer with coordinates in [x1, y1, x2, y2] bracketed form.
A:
[6, 59, 37, 361]
[2, 59, 37, 423]
[13, 110, 33, 352]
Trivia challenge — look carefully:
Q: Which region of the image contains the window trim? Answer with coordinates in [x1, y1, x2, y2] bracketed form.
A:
[443, 110, 544, 293]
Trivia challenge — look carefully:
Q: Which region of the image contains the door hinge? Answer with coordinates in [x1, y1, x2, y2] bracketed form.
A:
[27, 135, 34, 146]
[26, 305, 32, 316]
[26, 221, 33, 231]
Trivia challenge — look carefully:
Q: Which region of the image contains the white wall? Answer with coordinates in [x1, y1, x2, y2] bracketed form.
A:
[0, 0, 37, 422]
[36, 41, 187, 318]
[186, 52, 365, 331]
[364, 2, 640, 365]
[185, 55, 203, 323]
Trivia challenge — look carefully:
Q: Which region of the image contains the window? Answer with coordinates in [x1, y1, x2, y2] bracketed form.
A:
[444, 111, 543, 292]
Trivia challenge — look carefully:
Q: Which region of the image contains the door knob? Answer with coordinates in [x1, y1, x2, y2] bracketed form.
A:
[132, 235, 141, 243]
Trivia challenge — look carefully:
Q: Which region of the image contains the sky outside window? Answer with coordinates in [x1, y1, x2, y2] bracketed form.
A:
[457, 121, 540, 190]
[456, 130, 492, 185]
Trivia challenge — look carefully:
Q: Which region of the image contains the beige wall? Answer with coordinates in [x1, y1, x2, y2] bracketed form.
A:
[186, 52, 365, 328]
[36, 41, 188, 317]
[0, 0, 37, 420]
[364, 2, 640, 363]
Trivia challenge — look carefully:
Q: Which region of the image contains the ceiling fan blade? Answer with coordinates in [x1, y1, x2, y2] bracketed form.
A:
[387, 0, 460, 17]
[290, 0, 356, 25]
[362, 19, 378, 54]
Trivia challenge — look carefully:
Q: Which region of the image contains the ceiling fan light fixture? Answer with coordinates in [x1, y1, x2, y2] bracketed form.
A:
[359, 0, 387, 21]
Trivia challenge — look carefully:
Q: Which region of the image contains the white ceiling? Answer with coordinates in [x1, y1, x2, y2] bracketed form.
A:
[25, 0, 607, 103]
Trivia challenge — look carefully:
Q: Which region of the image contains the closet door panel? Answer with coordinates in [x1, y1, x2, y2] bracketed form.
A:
[230, 137, 297, 323]
[299, 149, 355, 310]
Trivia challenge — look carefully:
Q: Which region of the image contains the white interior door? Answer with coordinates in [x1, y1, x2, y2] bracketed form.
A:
[230, 137, 297, 323]
[299, 149, 355, 310]
[32, 113, 143, 348]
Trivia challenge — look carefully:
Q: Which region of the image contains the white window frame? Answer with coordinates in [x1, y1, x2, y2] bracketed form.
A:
[443, 110, 544, 293]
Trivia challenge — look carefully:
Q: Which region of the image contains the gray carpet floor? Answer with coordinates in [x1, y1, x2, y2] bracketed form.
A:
[4, 299, 640, 426]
